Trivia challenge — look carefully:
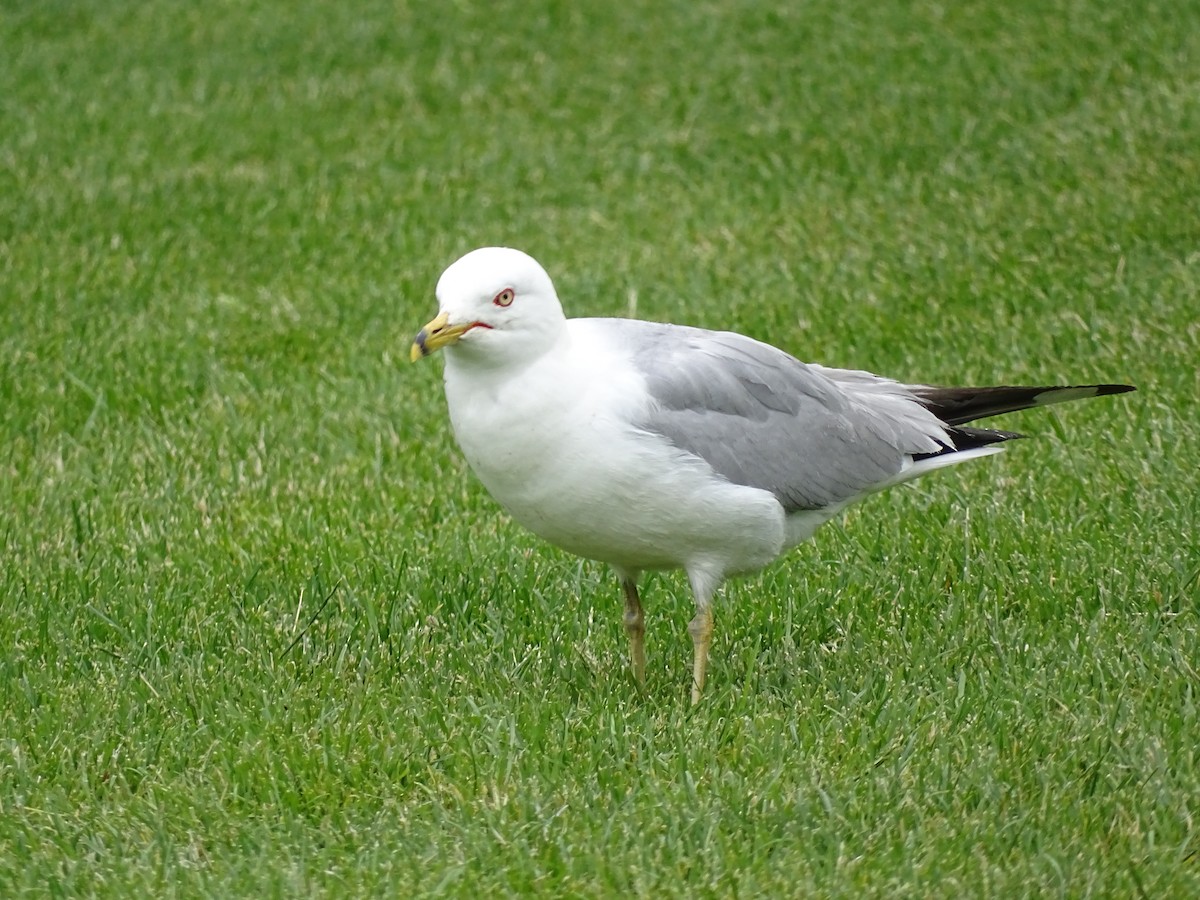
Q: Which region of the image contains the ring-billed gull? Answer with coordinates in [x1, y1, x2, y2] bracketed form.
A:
[412, 247, 1134, 703]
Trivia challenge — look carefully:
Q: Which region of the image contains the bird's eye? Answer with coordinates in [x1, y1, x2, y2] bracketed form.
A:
[492, 288, 515, 307]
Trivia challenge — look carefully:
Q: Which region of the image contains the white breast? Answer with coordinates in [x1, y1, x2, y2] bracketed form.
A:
[441, 324, 788, 576]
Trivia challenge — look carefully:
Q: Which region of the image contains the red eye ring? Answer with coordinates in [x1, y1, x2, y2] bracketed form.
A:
[492, 288, 515, 307]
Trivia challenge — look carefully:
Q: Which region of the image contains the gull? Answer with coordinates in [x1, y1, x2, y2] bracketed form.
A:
[411, 247, 1134, 703]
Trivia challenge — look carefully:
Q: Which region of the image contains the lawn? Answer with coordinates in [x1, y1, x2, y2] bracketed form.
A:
[2, 0, 1198, 895]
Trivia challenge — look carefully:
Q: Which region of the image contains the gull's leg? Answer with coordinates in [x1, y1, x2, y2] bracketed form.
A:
[687, 606, 714, 705]
[621, 576, 646, 685]
[686, 570, 719, 704]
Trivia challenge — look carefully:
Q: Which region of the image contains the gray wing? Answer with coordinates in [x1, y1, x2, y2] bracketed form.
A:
[601, 319, 951, 512]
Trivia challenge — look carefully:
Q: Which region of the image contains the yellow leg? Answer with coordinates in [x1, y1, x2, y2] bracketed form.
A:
[687, 606, 714, 705]
[622, 578, 646, 685]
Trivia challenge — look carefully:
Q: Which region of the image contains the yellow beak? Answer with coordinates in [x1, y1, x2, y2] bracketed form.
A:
[411, 311, 473, 362]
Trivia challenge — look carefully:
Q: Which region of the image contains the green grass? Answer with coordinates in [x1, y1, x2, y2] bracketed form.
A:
[2, 0, 1198, 894]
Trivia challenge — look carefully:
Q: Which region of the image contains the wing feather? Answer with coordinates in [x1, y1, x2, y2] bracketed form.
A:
[597, 320, 952, 512]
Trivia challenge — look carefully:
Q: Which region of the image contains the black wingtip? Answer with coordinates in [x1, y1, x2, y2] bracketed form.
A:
[915, 382, 1136, 426]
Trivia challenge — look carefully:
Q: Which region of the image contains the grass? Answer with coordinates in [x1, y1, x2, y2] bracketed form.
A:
[2, 0, 1198, 894]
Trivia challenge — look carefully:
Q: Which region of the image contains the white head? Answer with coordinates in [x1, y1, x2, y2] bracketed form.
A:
[411, 247, 567, 368]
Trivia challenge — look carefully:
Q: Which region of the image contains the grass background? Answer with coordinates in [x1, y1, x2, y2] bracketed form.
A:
[2, 0, 1198, 895]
